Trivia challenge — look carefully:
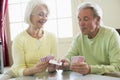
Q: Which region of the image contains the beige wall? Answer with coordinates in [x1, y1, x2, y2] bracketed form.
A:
[85, 0, 120, 28]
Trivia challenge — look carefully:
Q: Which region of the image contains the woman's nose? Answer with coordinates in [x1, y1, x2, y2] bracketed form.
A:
[40, 15, 48, 21]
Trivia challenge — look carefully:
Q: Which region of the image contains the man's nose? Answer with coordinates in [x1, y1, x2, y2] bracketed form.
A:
[79, 20, 85, 26]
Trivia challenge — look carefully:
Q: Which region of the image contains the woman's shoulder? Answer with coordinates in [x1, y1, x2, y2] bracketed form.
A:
[13, 30, 27, 42]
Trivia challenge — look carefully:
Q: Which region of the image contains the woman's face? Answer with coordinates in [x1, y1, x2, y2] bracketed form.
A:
[30, 5, 48, 29]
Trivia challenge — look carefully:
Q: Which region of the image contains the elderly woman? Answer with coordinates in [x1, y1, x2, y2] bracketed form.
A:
[1, 0, 58, 79]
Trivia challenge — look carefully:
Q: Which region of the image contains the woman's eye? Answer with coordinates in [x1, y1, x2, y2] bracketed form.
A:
[38, 12, 48, 17]
[39, 12, 44, 16]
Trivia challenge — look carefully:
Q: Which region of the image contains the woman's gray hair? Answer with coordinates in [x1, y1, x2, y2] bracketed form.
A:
[24, 0, 49, 25]
[77, 2, 103, 25]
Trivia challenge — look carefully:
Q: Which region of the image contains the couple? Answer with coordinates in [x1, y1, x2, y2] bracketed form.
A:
[1, 0, 120, 79]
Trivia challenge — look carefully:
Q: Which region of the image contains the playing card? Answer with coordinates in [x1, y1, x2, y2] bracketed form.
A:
[40, 55, 54, 62]
[71, 56, 85, 63]
[46, 55, 54, 62]
[40, 57, 45, 62]
[49, 59, 62, 66]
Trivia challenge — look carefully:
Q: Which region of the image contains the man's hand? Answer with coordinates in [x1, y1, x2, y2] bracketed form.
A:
[70, 62, 90, 75]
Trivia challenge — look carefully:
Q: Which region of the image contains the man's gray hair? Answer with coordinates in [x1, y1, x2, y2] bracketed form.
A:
[24, 0, 49, 25]
[77, 2, 103, 25]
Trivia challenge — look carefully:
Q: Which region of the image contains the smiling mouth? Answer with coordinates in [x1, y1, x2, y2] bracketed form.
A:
[38, 20, 46, 25]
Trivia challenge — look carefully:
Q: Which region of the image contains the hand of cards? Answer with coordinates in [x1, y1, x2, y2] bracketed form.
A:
[40, 55, 62, 66]
[71, 56, 85, 64]
[40, 55, 54, 62]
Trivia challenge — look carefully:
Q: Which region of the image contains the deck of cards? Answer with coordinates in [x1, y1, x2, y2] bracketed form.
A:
[71, 56, 85, 64]
[40, 55, 62, 66]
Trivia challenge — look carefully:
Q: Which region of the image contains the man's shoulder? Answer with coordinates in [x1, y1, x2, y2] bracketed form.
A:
[73, 32, 83, 41]
[100, 26, 116, 35]
[99, 26, 120, 41]
[101, 25, 115, 31]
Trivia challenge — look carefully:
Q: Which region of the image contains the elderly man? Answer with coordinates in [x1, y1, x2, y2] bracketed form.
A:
[58, 2, 120, 75]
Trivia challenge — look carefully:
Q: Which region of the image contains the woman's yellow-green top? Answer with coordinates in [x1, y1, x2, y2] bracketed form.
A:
[11, 30, 58, 76]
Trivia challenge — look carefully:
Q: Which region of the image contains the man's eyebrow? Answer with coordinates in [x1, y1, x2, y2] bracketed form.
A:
[84, 16, 88, 18]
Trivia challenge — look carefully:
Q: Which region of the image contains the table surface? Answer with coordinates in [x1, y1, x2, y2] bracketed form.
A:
[9, 70, 120, 80]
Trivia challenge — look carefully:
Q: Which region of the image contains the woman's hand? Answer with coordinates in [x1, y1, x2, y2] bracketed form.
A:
[33, 62, 49, 73]
[56, 59, 70, 70]
[23, 62, 49, 76]
[48, 64, 56, 73]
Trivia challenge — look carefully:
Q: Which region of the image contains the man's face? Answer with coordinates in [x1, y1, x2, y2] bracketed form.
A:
[78, 8, 99, 35]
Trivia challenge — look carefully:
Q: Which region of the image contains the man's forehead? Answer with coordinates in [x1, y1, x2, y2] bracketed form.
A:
[78, 9, 93, 17]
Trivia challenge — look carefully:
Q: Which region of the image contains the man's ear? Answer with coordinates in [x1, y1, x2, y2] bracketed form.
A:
[96, 16, 100, 25]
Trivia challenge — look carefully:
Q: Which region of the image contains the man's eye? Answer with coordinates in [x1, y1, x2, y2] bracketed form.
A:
[84, 17, 89, 21]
